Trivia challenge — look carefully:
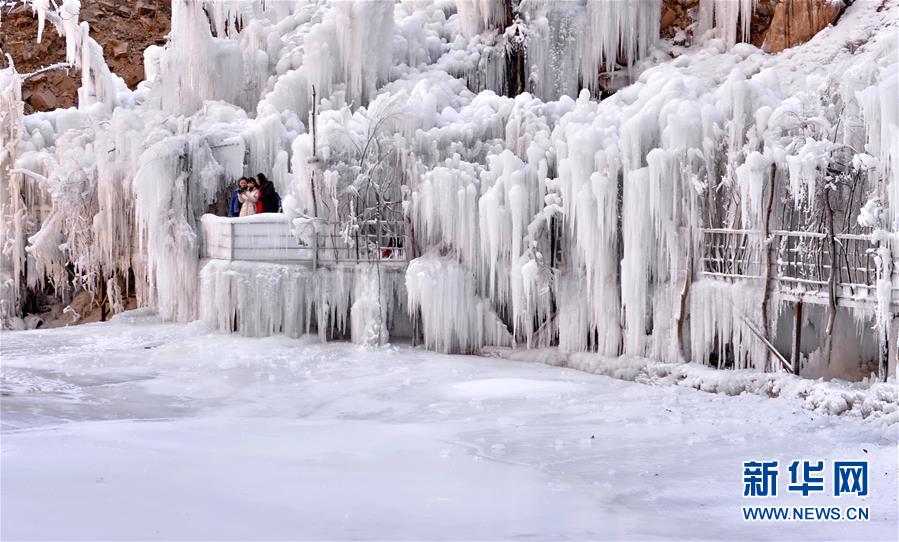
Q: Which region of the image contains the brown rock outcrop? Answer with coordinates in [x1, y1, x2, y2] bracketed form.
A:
[763, 0, 847, 53]
[661, 0, 701, 41]
[660, 0, 845, 50]
[0, 0, 171, 113]
[25, 89, 57, 110]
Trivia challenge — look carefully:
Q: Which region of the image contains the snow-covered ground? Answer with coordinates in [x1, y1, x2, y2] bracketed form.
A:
[1, 311, 897, 540]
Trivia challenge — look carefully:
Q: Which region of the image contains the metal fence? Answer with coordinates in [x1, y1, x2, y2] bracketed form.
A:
[701, 228, 890, 299]
[310, 220, 408, 264]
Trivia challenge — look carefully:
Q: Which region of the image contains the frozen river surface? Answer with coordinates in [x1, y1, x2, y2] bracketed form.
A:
[1, 311, 896, 540]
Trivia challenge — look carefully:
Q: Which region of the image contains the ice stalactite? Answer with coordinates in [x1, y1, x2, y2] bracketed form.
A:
[200, 256, 408, 343]
[30, 0, 50, 44]
[200, 260, 363, 340]
[786, 138, 831, 211]
[406, 256, 512, 353]
[132, 118, 242, 322]
[520, 0, 660, 100]
[153, 0, 246, 115]
[133, 139, 199, 322]
[620, 167, 655, 356]
[335, 0, 395, 107]
[856, 62, 899, 363]
[580, 0, 661, 91]
[454, 0, 510, 37]
[60, 0, 81, 66]
[552, 93, 621, 354]
[410, 161, 481, 268]
[244, 113, 288, 181]
[735, 151, 773, 228]
[698, 0, 756, 49]
[286, 133, 318, 220]
[478, 149, 528, 307]
[0, 67, 25, 321]
[350, 263, 405, 346]
[689, 280, 770, 370]
[857, 63, 899, 229]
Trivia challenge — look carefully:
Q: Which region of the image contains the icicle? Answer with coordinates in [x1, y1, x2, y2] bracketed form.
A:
[31, 0, 50, 43]
[698, 0, 757, 49]
[689, 280, 768, 370]
[735, 151, 772, 228]
[454, 0, 509, 37]
[351, 263, 401, 346]
[0, 67, 25, 323]
[334, 0, 395, 106]
[406, 255, 512, 353]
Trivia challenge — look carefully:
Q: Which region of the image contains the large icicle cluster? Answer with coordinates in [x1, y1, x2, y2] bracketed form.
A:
[1, 0, 896, 378]
[519, 0, 661, 99]
[697, 0, 757, 49]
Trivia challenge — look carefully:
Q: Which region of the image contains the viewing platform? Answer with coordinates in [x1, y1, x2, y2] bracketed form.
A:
[199, 214, 409, 269]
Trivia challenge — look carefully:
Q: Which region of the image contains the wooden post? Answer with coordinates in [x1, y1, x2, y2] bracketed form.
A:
[676, 226, 694, 361]
[824, 195, 838, 335]
[99, 281, 108, 322]
[308, 86, 320, 222]
[411, 308, 419, 348]
[375, 220, 383, 262]
[791, 301, 803, 375]
[312, 228, 318, 271]
[894, 317, 898, 383]
[879, 322, 889, 383]
[760, 164, 777, 372]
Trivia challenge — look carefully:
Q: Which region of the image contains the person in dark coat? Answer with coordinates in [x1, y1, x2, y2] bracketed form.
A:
[255, 173, 281, 213]
[229, 178, 248, 217]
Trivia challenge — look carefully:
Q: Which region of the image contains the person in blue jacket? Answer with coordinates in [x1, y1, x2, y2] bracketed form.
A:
[229, 178, 249, 217]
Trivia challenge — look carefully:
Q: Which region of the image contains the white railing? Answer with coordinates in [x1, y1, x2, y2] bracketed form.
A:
[199, 214, 408, 264]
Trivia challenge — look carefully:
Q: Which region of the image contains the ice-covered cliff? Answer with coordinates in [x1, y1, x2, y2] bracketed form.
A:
[1, 0, 896, 378]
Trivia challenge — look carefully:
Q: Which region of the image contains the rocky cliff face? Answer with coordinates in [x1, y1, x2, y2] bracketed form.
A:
[0, 0, 170, 113]
[1, 0, 848, 114]
[660, 0, 848, 48]
[763, 0, 849, 53]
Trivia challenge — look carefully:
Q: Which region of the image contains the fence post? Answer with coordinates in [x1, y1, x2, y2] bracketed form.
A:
[229, 221, 235, 261]
[375, 220, 383, 261]
[313, 225, 318, 271]
[791, 301, 803, 375]
[876, 240, 893, 382]
[760, 164, 778, 372]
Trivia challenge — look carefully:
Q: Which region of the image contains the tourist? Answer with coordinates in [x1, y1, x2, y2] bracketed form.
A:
[255, 173, 281, 213]
[238, 180, 259, 217]
[229, 177, 248, 217]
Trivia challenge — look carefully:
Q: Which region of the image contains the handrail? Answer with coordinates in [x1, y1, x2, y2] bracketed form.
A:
[701, 228, 876, 242]
[199, 214, 408, 265]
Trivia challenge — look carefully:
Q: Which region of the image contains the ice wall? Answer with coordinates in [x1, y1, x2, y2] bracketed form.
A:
[2, 0, 896, 377]
[0, 68, 25, 321]
[406, 256, 512, 353]
[199, 259, 406, 344]
[519, 0, 661, 99]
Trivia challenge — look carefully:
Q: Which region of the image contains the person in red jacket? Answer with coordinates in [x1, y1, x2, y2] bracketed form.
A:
[255, 173, 281, 213]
